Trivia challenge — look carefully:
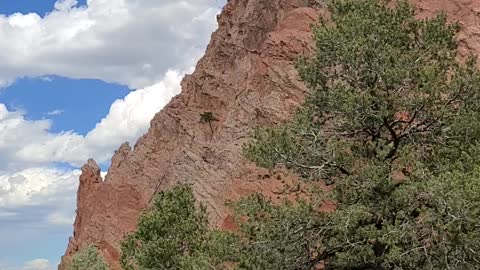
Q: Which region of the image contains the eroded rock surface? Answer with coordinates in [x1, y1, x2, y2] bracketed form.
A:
[60, 0, 319, 268]
[59, 0, 480, 269]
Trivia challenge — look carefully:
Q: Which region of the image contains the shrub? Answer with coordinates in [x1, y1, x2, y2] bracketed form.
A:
[120, 184, 237, 270]
[69, 245, 108, 270]
[121, 0, 480, 269]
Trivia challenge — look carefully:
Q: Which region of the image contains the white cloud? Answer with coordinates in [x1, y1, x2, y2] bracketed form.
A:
[40, 76, 53, 82]
[54, 0, 78, 11]
[0, 69, 182, 270]
[47, 211, 75, 226]
[46, 109, 63, 116]
[0, 259, 54, 270]
[0, 167, 79, 209]
[21, 259, 53, 270]
[0, 0, 220, 88]
[0, 69, 183, 170]
[0, 167, 80, 270]
[84, 69, 183, 154]
[0, 0, 224, 267]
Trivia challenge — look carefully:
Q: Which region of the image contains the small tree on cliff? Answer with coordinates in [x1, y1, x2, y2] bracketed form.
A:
[200, 112, 219, 134]
[69, 245, 108, 270]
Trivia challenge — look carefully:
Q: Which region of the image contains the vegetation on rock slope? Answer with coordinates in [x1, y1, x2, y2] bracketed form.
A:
[120, 0, 480, 269]
[68, 245, 108, 270]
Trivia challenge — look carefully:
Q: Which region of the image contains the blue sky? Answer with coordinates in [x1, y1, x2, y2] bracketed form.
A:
[0, 0, 221, 269]
[1, 76, 130, 135]
[0, 0, 86, 16]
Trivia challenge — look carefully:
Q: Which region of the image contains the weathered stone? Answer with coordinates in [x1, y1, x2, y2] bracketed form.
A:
[59, 0, 480, 269]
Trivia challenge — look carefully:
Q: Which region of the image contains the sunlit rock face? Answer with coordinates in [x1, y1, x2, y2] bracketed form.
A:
[59, 0, 480, 269]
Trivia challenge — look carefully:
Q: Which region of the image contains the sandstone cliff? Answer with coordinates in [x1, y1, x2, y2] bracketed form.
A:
[59, 0, 480, 269]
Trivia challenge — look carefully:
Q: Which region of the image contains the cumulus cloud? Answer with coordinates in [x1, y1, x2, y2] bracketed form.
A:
[0, 167, 79, 251]
[21, 259, 53, 270]
[84, 69, 183, 157]
[46, 109, 63, 116]
[54, 0, 78, 11]
[0, 0, 219, 88]
[0, 71, 183, 262]
[0, 0, 224, 267]
[0, 259, 54, 270]
[0, 169, 76, 269]
[0, 167, 80, 270]
[0, 69, 183, 170]
[0, 167, 79, 209]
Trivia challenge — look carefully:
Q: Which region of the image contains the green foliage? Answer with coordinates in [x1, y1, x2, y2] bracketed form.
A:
[243, 165, 480, 270]
[120, 184, 238, 270]
[69, 245, 108, 270]
[242, 0, 480, 269]
[232, 195, 326, 269]
[200, 112, 219, 134]
[121, 0, 480, 269]
[200, 112, 218, 123]
[246, 0, 480, 176]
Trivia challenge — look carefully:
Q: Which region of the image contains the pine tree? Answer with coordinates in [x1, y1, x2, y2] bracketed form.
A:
[242, 0, 480, 269]
[120, 0, 480, 269]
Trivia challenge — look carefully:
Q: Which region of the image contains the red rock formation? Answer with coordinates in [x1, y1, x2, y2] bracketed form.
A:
[59, 0, 320, 268]
[414, 0, 480, 62]
[59, 0, 480, 269]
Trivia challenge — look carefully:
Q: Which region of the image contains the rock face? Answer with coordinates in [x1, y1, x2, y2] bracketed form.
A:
[59, 0, 480, 269]
[414, 0, 480, 62]
[59, 0, 320, 268]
